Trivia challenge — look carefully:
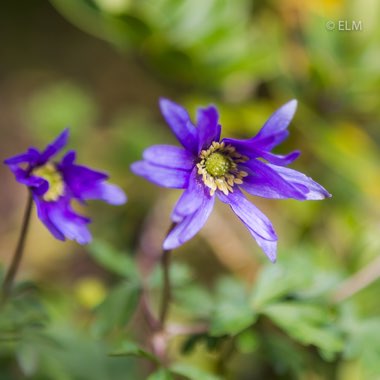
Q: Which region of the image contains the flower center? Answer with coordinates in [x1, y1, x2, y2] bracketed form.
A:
[32, 163, 64, 201]
[197, 142, 248, 196]
[204, 152, 232, 177]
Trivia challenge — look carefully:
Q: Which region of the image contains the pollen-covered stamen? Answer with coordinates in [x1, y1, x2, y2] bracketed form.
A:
[196, 141, 248, 196]
[32, 163, 64, 201]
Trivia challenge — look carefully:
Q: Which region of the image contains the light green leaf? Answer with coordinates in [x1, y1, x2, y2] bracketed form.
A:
[88, 240, 138, 279]
[263, 302, 344, 358]
[171, 362, 222, 380]
[92, 281, 141, 336]
[210, 277, 257, 336]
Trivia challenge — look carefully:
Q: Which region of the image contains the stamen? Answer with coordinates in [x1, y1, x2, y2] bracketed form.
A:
[196, 142, 248, 196]
[32, 163, 65, 201]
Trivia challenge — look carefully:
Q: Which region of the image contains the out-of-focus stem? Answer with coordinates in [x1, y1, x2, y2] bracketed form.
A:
[1, 191, 33, 300]
[158, 222, 177, 328]
[331, 255, 380, 303]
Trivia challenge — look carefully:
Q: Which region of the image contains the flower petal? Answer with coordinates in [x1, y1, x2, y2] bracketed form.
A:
[60, 163, 108, 199]
[4, 148, 40, 166]
[79, 182, 127, 205]
[47, 197, 92, 244]
[171, 168, 207, 221]
[159, 98, 198, 154]
[131, 161, 190, 189]
[163, 195, 215, 250]
[33, 196, 65, 241]
[197, 105, 221, 152]
[267, 165, 332, 200]
[217, 188, 277, 262]
[251, 100, 298, 150]
[258, 150, 300, 166]
[240, 159, 306, 200]
[143, 145, 194, 170]
[38, 129, 70, 165]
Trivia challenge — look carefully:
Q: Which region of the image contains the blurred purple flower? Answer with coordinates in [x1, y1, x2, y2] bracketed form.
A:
[131, 99, 330, 262]
[4, 129, 127, 244]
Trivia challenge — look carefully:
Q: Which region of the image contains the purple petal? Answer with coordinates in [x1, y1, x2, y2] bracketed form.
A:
[4, 148, 40, 166]
[33, 196, 65, 241]
[251, 100, 298, 150]
[131, 161, 190, 189]
[60, 163, 108, 199]
[258, 150, 300, 166]
[62, 150, 76, 166]
[267, 165, 331, 200]
[218, 188, 277, 262]
[163, 195, 215, 250]
[79, 182, 127, 205]
[159, 98, 198, 154]
[197, 105, 221, 152]
[171, 168, 207, 222]
[143, 145, 194, 170]
[38, 129, 70, 165]
[47, 197, 92, 244]
[240, 159, 306, 200]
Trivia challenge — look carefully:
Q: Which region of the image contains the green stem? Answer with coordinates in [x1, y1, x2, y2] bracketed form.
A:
[1, 191, 33, 299]
[158, 222, 177, 328]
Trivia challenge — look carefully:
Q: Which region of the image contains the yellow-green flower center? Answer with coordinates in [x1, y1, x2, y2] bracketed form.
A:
[204, 152, 232, 177]
[197, 142, 249, 196]
[32, 163, 64, 201]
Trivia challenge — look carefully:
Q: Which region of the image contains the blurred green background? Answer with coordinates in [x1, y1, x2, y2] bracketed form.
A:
[1, 0, 380, 379]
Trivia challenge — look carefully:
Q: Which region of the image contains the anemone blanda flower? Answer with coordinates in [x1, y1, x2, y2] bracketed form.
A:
[131, 99, 330, 262]
[4, 129, 127, 244]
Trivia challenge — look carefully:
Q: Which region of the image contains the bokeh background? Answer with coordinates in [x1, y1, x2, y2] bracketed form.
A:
[1, 0, 380, 379]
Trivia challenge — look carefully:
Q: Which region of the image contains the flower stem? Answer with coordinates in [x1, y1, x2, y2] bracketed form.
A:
[158, 222, 177, 328]
[1, 191, 33, 299]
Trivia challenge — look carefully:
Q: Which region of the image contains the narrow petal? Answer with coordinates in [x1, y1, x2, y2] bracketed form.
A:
[163, 195, 215, 250]
[197, 105, 221, 152]
[251, 100, 298, 150]
[240, 159, 306, 200]
[218, 188, 277, 262]
[79, 182, 127, 205]
[143, 145, 194, 170]
[258, 150, 300, 166]
[33, 196, 66, 241]
[159, 98, 198, 154]
[268, 165, 331, 200]
[131, 161, 190, 189]
[60, 163, 108, 199]
[171, 168, 207, 221]
[47, 197, 92, 244]
[4, 148, 40, 166]
[38, 129, 70, 164]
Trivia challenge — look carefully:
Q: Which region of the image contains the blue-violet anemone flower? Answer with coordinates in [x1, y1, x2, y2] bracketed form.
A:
[131, 99, 330, 262]
[4, 129, 127, 244]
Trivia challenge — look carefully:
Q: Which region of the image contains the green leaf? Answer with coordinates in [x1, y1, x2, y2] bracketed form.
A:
[263, 302, 344, 358]
[250, 256, 313, 309]
[210, 277, 257, 336]
[343, 316, 380, 375]
[92, 281, 141, 336]
[110, 339, 158, 363]
[88, 240, 138, 279]
[147, 368, 173, 380]
[171, 362, 222, 380]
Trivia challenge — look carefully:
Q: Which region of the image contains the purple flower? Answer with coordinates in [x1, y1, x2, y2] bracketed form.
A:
[4, 129, 127, 244]
[131, 99, 331, 262]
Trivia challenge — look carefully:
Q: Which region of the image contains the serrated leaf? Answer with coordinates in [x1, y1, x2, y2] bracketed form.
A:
[92, 281, 141, 336]
[88, 240, 138, 279]
[210, 277, 257, 336]
[263, 302, 344, 357]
